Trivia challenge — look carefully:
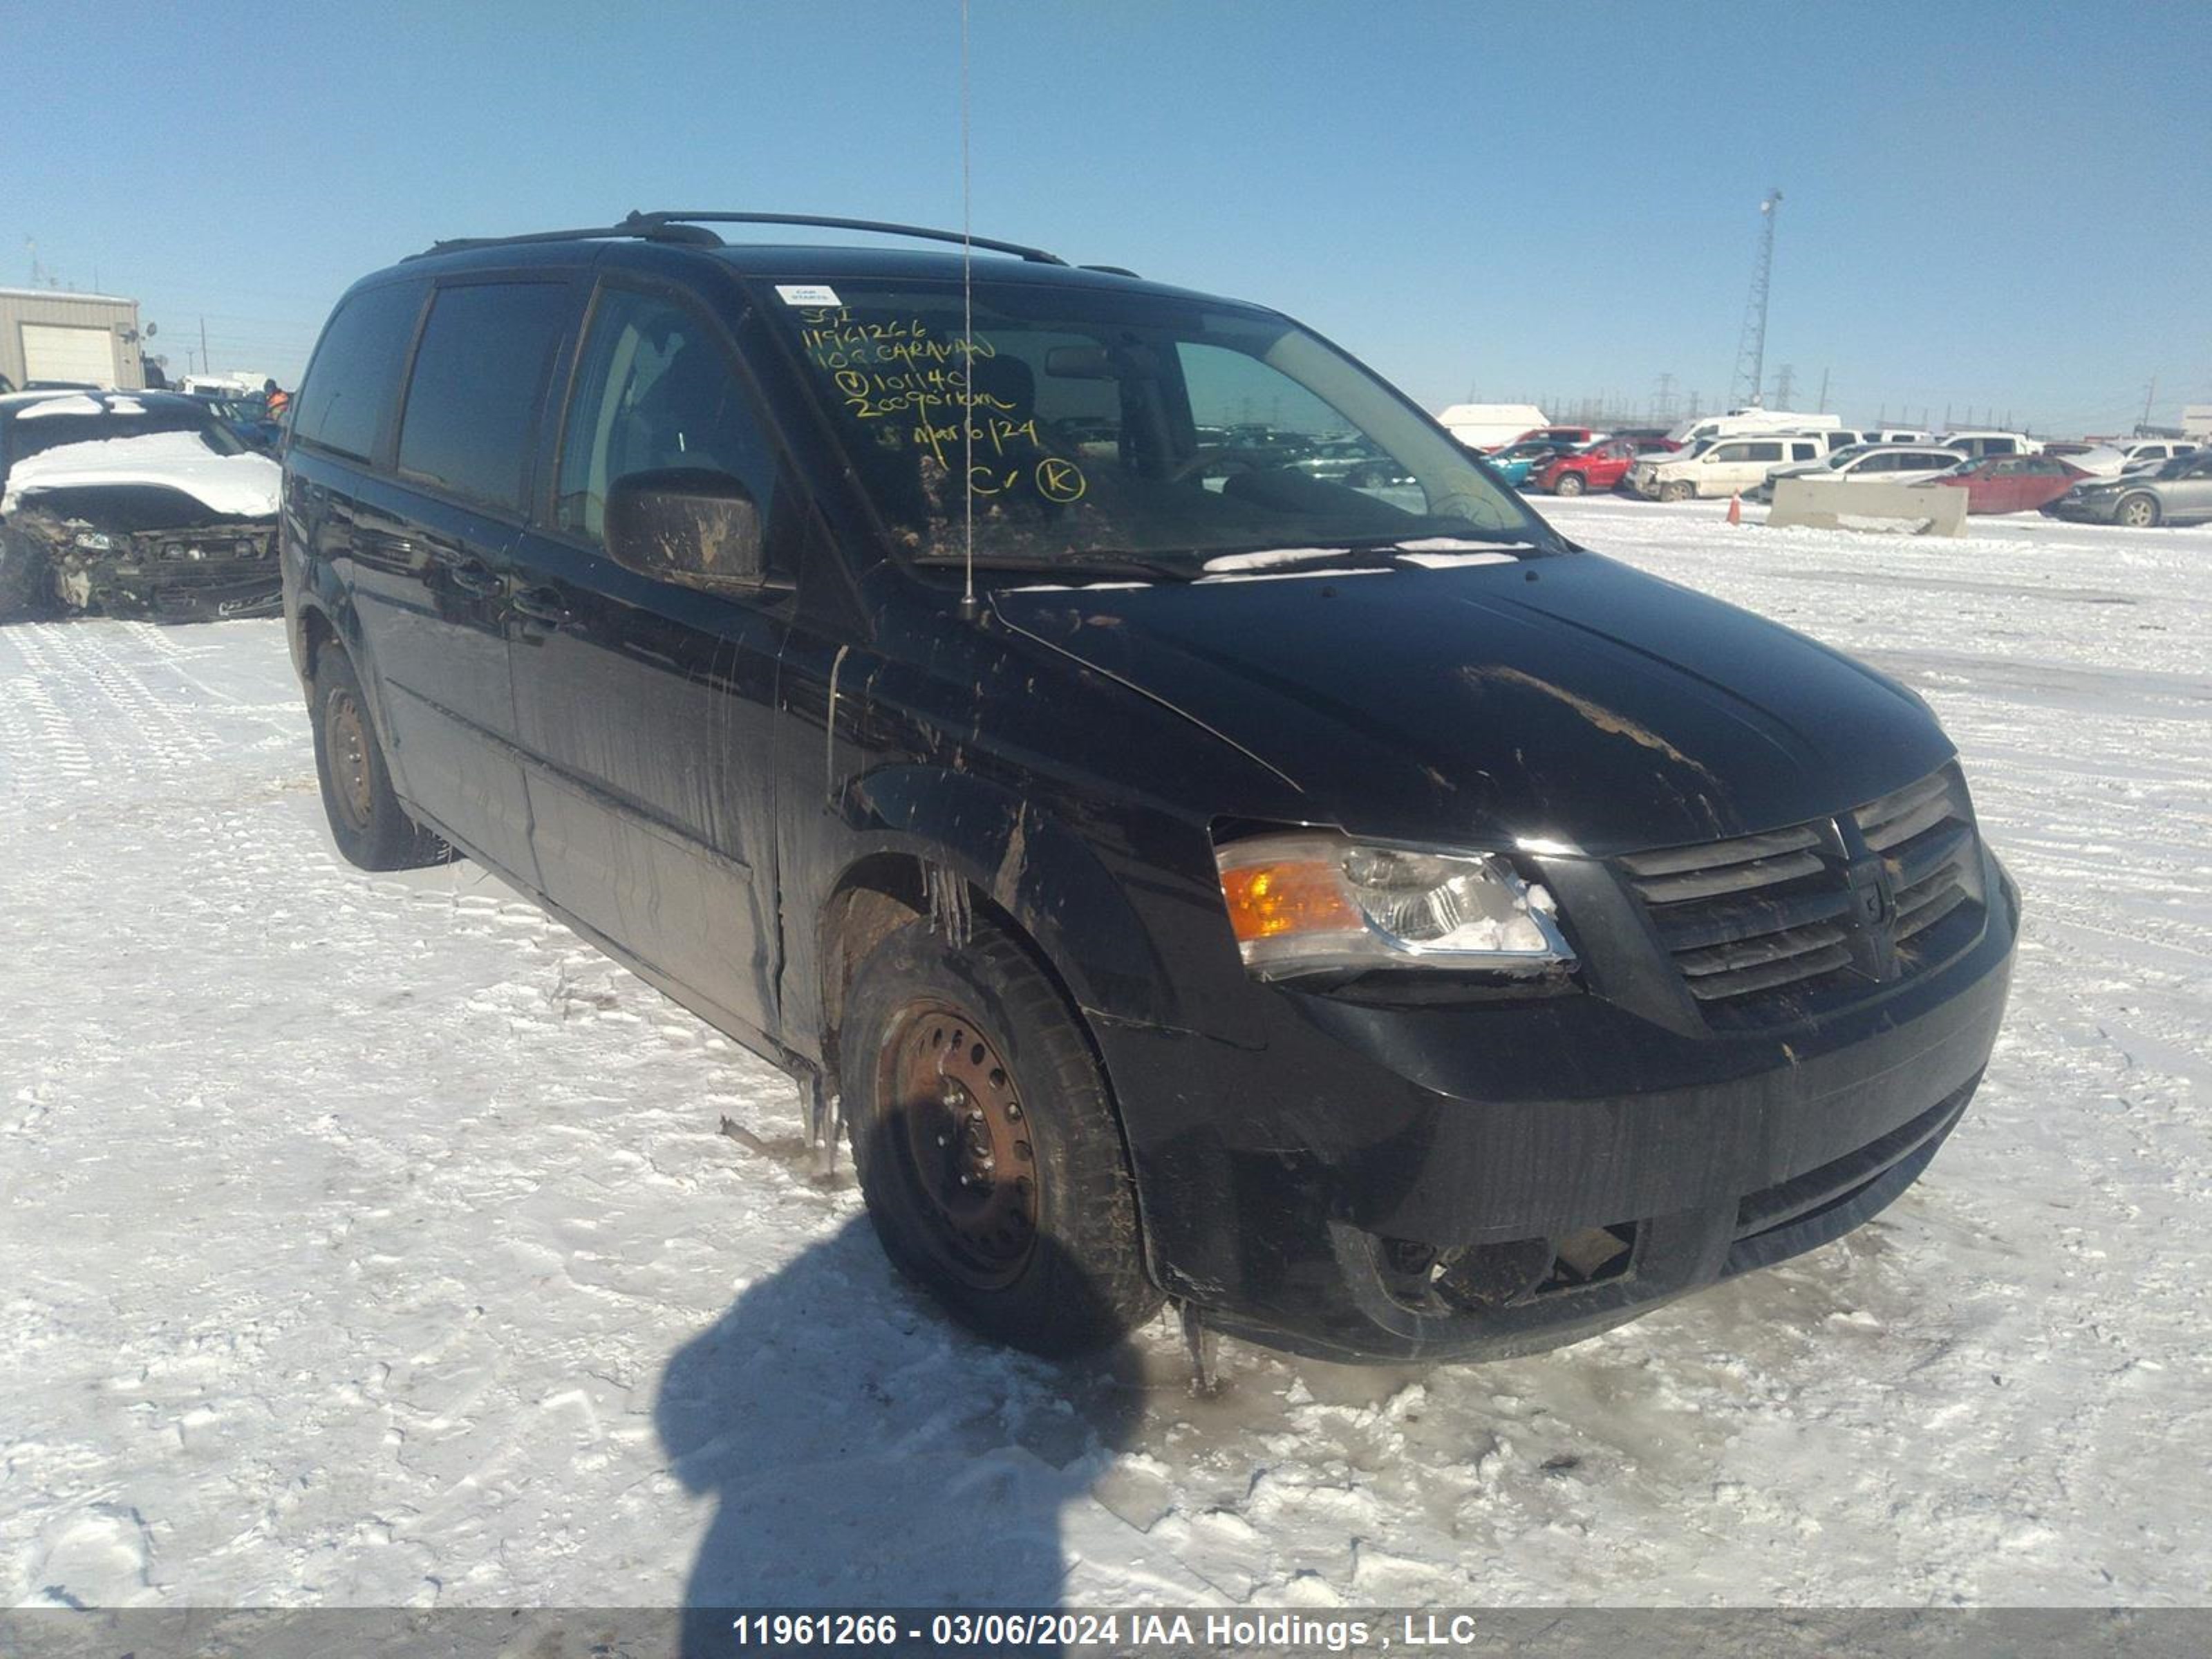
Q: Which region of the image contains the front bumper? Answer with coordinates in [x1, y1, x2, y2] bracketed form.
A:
[53, 529, 281, 621]
[1100, 849, 2018, 1364]
[2045, 494, 2122, 523]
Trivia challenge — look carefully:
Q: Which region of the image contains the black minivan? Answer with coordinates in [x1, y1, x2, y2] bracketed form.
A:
[282, 213, 2017, 1363]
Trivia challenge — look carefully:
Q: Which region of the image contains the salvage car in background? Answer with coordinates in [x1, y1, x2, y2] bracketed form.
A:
[1482, 435, 1583, 488]
[1293, 437, 1414, 488]
[188, 391, 285, 453]
[1631, 433, 1824, 501]
[2047, 449, 2212, 528]
[1932, 453, 2092, 515]
[0, 391, 283, 621]
[1749, 443, 1967, 503]
[1533, 435, 1676, 496]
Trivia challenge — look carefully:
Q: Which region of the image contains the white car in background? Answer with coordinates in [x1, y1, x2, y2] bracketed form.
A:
[1750, 443, 1968, 503]
[2115, 438, 2197, 472]
[1929, 430, 2042, 460]
[1629, 433, 1824, 501]
[1664, 408, 1841, 447]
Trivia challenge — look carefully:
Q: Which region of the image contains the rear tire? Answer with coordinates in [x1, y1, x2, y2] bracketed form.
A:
[1660, 480, 1695, 503]
[842, 917, 1161, 1356]
[2115, 492, 2161, 529]
[310, 644, 453, 871]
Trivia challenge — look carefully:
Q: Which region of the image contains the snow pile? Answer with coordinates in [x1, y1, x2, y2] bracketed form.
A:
[2, 498, 2210, 1609]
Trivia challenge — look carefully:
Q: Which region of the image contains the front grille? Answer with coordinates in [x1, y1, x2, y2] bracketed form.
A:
[153, 533, 270, 563]
[1853, 769, 1980, 952]
[1619, 764, 1985, 1026]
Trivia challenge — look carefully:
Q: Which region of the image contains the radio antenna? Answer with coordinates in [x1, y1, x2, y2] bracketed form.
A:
[955, 0, 982, 624]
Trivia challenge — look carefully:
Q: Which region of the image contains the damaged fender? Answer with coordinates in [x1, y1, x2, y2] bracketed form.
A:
[806, 765, 1185, 1040]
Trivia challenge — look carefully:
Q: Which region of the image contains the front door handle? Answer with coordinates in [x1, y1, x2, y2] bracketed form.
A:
[510, 585, 573, 626]
[449, 561, 501, 597]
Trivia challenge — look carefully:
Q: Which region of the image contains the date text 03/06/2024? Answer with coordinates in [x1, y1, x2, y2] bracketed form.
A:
[720, 1611, 1519, 1651]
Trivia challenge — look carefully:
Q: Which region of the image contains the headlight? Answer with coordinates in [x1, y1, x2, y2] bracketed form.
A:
[1213, 830, 1575, 980]
[73, 530, 117, 552]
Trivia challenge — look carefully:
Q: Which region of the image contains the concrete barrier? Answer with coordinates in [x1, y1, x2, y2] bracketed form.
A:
[1768, 477, 1967, 536]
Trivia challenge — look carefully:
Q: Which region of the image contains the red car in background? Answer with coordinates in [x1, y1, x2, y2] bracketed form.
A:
[1933, 453, 2092, 514]
[1535, 435, 1680, 496]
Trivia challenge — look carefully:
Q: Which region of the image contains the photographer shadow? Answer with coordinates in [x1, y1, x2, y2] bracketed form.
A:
[655, 1212, 1149, 1650]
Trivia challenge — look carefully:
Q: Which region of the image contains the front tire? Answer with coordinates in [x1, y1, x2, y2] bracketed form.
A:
[2115, 492, 2161, 529]
[0, 531, 53, 622]
[842, 917, 1161, 1356]
[310, 644, 453, 870]
[1660, 479, 1695, 503]
[1552, 471, 1587, 497]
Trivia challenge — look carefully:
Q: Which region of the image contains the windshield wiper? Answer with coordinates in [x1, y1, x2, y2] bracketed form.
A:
[1196, 530, 1568, 571]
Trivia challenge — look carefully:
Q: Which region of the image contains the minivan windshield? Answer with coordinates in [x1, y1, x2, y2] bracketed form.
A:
[767, 280, 1553, 571]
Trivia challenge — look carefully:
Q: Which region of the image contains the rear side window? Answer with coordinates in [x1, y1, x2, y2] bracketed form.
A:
[1746, 442, 1784, 462]
[293, 283, 424, 461]
[397, 282, 572, 513]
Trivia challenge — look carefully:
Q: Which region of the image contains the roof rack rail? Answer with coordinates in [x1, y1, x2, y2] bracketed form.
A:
[639, 211, 1067, 266]
[406, 215, 722, 260]
[409, 209, 1068, 266]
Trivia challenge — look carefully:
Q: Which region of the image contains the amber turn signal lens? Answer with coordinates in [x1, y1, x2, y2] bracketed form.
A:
[1219, 859, 1361, 943]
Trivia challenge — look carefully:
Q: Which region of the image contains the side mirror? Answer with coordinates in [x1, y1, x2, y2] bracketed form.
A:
[603, 469, 769, 593]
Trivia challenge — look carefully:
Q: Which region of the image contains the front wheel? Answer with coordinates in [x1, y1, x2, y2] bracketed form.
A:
[842, 917, 1161, 1356]
[2115, 492, 2161, 529]
[1552, 471, 1587, 497]
[310, 644, 453, 870]
[1660, 479, 1695, 503]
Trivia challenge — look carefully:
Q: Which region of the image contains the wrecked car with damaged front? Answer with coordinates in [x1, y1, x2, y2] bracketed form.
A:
[285, 216, 2018, 1365]
[0, 391, 283, 622]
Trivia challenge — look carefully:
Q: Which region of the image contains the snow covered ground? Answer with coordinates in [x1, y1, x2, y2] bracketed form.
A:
[3, 499, 2209, 1612]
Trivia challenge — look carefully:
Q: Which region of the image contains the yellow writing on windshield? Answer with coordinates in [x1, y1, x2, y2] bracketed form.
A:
[794, 304, 1062, 491]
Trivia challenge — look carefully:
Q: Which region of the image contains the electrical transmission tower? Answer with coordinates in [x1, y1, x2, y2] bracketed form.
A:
[1772, 363, 1796, 409]
[1731, 189, 1783, 409]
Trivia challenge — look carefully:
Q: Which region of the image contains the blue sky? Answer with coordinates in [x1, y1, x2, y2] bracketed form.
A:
[6, 1, 2206, 433]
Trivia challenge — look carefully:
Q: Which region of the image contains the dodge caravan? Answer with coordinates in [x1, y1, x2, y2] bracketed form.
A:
[282, 213, 2017, 1362]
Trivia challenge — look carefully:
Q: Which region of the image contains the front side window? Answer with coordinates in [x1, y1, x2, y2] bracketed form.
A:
[767, 279, 1546, 573]
[396, 282, 570, 513]
[1710, 443, 1751, 463]
[294, 281, 424, 461]
[556, 287, 777, 544]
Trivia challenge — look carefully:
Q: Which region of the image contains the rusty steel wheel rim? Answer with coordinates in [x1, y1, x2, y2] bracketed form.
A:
[878, 997, 1040, 1288]
[326, 689, 375, 832]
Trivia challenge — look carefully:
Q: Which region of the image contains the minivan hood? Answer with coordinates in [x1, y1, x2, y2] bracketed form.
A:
[992, 554, 1950, 856]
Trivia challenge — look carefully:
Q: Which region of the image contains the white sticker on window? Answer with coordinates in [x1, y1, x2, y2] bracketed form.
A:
[774, 284, 842, 307]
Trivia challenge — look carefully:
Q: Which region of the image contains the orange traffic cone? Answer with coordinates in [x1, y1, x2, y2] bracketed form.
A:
[1726, 492, 1742, 525]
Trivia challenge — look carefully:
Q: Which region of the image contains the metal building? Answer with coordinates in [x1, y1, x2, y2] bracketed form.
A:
[0, 288, 148, 392]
